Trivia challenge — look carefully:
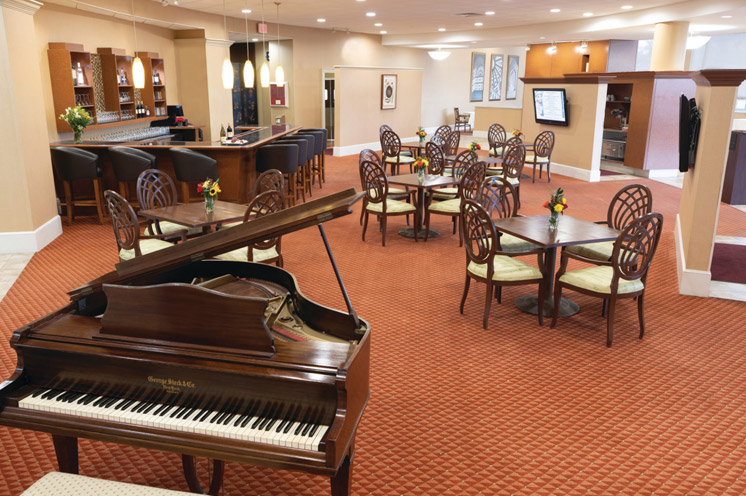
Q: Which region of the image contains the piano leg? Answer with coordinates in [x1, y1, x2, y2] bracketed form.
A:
[52, 434, 79, 474]
[181, 454, 225, 495]
[330, 447, 354, 496]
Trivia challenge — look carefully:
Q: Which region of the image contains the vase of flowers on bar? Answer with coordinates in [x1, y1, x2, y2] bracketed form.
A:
[468, 141, 481, 158]
[416, 126, 427, 145]
[198, 178, 221, 213]
[413, 157, 429, 183]
[59, 106, 93, 144]
[543, 187, 568, 231]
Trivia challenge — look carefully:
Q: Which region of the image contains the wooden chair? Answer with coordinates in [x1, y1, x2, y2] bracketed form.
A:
[380, 130, 415, 175]
[252, 169, 285, 199]
[566, 184, 653, 263]
[433, 125, 452, 145]
[424, 159, 485, 245]
[104, 189, 182, 262]
[135, 169, 198, 239]
[488, 123, 507, 157]
[358, 149, 414, 225]
[425, 142, 446, 175]
[454, 108, 472, 133]
[475, 177, 540, 255]
[525, 130, 555, 183]
[501, 144, 526, 208]
[361, 160, 417, 246]
[460, 198, 546, 329]
[214, 190, 285, 266]
[551, 212, 664, 347]
[431, 149, 478, 202]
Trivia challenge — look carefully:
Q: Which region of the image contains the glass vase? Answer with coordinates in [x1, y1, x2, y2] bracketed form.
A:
[205, 196, 215, 213]
[73, 130, 83, 144]
[419, 137, 426, 146]
[548, 210, 560, 231]
[417, 168, 425, 183]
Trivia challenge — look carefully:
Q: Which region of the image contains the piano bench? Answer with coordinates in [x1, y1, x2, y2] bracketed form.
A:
[22, 472, 194, 496]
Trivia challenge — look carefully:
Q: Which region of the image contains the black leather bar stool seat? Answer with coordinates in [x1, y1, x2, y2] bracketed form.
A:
[298, 129, 324, 189]
[281, 133, 315, 198]
[50, 147, 105, 225]
[257, 144, 299, 208]
[275, 139, 307, 204]
[169, 148, 218, 203]
[300, 128, 328, 183]
[109, 146, 156, 207]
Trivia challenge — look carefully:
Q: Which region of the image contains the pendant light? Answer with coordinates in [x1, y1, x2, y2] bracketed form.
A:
[274, 2, 284, 87]
[260, 0, 270, 87]
[221, 0, 233, 89]
[131, 0, 145, 89]
[243, 3, 254, 88]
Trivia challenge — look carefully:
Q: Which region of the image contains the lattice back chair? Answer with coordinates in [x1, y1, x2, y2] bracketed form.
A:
[425, 160, 485, 244]
[433, 125, 452, 145]
[425, 141, 446, 175]
[358, 149, 414, 225]
[566, 184, 653, 265]
[445, 130, 461, 157]
[379, 124, 393, 139]
[380, 129, 415, 175]
[459, 198, 546, 329]
[501, 144, 526, 208]
[252, 169, 285, 200]
[135, 169, 196, 239]
[104, 190, 182, 262]
[488, 123, 507, 157]
[526, 130, 555, 183]
[432, 149, 479, 202]
[214, 190, 285, 267]
[551, 213, 664, 347]
[360, 159, 417, 246]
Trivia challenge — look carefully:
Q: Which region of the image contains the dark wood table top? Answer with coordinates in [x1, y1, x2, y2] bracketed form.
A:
[479, 156, 503, 165]
[139, 200, 248, 228]
[493, 215, 619, 249]
[388, 173, 460, 189]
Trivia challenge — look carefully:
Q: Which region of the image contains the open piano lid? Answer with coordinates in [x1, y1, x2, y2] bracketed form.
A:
[69, 188, 362, 298]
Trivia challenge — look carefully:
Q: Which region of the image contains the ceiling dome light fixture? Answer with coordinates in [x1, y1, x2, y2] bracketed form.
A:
[686, 34, 711, 50]
[428, 48, 451, 60]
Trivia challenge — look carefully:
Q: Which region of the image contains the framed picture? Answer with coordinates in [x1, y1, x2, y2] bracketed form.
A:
[506, 55, 520, 100]
[488, 54, 503, 101]
[269, 83, 288, 107]
[381, 74, 397, 109]
[470, 52, 486, 102]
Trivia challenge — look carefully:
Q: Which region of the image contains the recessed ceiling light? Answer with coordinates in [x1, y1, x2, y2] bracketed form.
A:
[380, 30, 387, 34]
[317, 18, 326, 22]
[583, 12, 593, 17]
[474, 22, 483, 26]
[721, 15, 733, 18]
[438, 27, 446, 32]
[621, 5, 633, 9]
[356, 0, 365, 2]
[241, 8, 251, 13]
[485, 11, 495, 15]
[252, 38, 258, 41]
[366, 12, 375, 17]
[471, 41, 477, 44]
[539, 36, 546, 40]
[550, 8, 560, 13]
[374, 22, 382, 26]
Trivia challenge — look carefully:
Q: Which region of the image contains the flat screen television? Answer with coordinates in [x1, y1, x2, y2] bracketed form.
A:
[533, 88, 569, 126]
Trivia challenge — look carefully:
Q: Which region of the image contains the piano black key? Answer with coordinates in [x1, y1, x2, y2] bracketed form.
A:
[77, 392, 97, 405]
[235, 399, 256, 427]
[213, 398, 234, 424]
[240, 400, 261, 428]
[31, 388, 49, 398]
[266, 403, 286, 431]
[258, 402, 279, 430]
[252, 402, 273, 430]
[295, 406, 313, 435]
[63, 392, 85, 403]
[276, 404, 295, 433]
[134, 389, 159, 413]
[141, 391, 167, 415]
[42, 389, 64, 400]
[308, 409, 324, 437]
[196, 397, 220, 422]
[301, 407, 318, 436]
[283, 405, 301, 434]
[221, 398, 242, 425]
[176, 395, 199, 419]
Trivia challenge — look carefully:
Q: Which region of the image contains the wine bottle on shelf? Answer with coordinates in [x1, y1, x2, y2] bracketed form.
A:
[76, 62, 85, 86]
[220, 124, 226, 143]
[145, 106, 150, 117]
[153, 70, 159, 85]
[227, 124, 233, 140]
[72, 65, 77, 86]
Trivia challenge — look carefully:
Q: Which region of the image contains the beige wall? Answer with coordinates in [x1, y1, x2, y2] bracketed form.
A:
[174, 37, 211, 140]
[335, 67, 422, 149]
[474, 108, 523, 135]
[256, 39, 295, 126]
[204, 39, 233, 141]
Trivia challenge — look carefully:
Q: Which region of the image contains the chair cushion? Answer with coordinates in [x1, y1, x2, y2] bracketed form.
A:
[367, 187, 410, 200]
[21, 472, 195, 496]
[218, 221, 241, 230]
[215, 246, 280, 263]
[488, 149, 503, 157]
[154, 220, 203, 236]
[566, 241, 615, 261]
[431, 187, 458, 200]
[507, 176, 520, 186]
[428, 198, 460, 214]
[498, 233, 538, 253]
[119, 238, 174, 261]
[468, 256, 543, 282]
[525, 153, 550, 163]
[366, 199, 416, 214]
[485, 168, 504, 176]
[384, 155, 416, 164]
[559, 265, 644, 294]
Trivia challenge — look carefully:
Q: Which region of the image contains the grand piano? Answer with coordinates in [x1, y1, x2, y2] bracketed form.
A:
[0, 189, 369, 496]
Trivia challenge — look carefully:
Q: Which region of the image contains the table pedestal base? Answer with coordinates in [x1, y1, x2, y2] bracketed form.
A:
[515, 294, 580, 317]
[398, 228, 440, 239]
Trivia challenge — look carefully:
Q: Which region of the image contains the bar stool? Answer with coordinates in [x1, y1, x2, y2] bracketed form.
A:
[300, 128, 328, 183]
[257, 144, 298, 208]
[169, 148, 218, 203]
[109, 146, 156, 207]
[280, 133, 315, 198]
[276, 138, 307, 203]
[298, 129, 324, 188]
[50, 147, 105, 225]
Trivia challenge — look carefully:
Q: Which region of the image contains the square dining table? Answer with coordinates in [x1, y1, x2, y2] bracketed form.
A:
[139, 200, 249, 230]
[387, 173, 460, 239]
[493, 214, 619, 317]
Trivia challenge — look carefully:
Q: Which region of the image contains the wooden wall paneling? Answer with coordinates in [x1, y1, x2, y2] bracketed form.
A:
[588, 41, 610, 73]
[620, 77, 654, 169]
[525, 45, 552, 78]
[550, 43, 581, 77]
[48, 46, 77, 133]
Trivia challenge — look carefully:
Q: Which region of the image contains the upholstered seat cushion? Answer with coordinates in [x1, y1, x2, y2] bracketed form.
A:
[506, 176, 520, 186]
[559, 265, 644, 294]
[384, 155, 416, 164]
[498, 232, 538, 253]
[488, 149, 504, 157]
[428, 198, 460, 213]
[22, 472, 194, 496]
[525, 153, 550, 163]
[215, 245, 280, 263]
[119, 238, 174, 261]
[218, 221, 241, 230]
[367, 187, 410, 199]
[153, 220, 203, 236]
[366, 199, 416, 214]
[467, 256, 543, 282]
[485, 168, 504, 176]
[566, 241, 615, 261]
[431, 186, 458, 200]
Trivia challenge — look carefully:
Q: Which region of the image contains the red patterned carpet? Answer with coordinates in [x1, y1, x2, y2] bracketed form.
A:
[1, 155, 746, 495]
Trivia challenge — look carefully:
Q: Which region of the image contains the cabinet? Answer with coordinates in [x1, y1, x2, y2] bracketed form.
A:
[48, 43, 98, 133]
[97, 48, 136, 122]
[136, 52, 169, 118]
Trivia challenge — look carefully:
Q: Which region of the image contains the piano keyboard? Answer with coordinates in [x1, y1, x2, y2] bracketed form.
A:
[19, 388, 329, 451]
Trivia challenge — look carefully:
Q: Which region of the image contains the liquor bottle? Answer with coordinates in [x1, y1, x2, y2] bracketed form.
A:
[145, 106, 150, 117]
[220, 124, 226, 143]
[72, 65, 77, 86]
[227, 124, 233, 140]
[153, 70, 159, 85]
[76, 62, 85, 86]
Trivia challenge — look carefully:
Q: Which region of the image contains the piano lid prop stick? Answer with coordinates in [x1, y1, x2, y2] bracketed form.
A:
[317, 224, 360, 329]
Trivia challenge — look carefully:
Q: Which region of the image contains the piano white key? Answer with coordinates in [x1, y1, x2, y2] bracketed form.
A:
[309, 425, 329, 451]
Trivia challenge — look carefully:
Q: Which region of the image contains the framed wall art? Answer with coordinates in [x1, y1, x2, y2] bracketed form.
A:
[506, 55, 520, 100]
[381, 74, 397, 109]
[469, 52, 486, 102]
[269, 83, 288, 107]
[488, 54, 503, 101]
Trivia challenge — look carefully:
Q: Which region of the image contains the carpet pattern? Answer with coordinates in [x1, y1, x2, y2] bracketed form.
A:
[1, 155, 746, 495]
[711, 243, 746, 284]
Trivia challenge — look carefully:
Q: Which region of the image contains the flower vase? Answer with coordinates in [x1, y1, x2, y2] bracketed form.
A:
[417, 168, 425, 184]
[205, 196, 215, 213]
[73, 130, 83, 144]
[548, 211, 560, 231]
[419, 137, 426, 146]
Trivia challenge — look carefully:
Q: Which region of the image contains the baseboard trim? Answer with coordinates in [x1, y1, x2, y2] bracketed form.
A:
[0, 215, 62, 254]
[644, 168, 681, 179]
[334, 130, 440, 157]
[548, 162, 600, 182]
[674, 213, 712, 297]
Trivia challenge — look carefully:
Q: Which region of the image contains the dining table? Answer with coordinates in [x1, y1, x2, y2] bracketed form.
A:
[493, 214, 620, 317]
[387, 173, 461, 239]
[139, 200, 249, 231]
[401, 142, 427, 158]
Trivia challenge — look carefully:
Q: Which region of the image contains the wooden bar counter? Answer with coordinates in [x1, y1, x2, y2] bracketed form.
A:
[49, 124, 300, 204]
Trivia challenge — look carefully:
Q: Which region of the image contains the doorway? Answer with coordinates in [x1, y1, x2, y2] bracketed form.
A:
[322, 69, 335, 149]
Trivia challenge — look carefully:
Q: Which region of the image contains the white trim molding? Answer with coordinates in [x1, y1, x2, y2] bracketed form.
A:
[0, 215, 62, 254]
[644, 168, 681, 179]
[205, 38, 233, 48]
[547, 162, 600, 182]
[0, 0, 43, 15]
[333, 65, 424, 71]
[674, 213, 712, 297]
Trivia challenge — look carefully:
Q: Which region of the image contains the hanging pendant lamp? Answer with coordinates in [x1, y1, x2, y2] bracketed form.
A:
[131, 0, 145, 89]
[243, 4, 254, 88]
[274, 2, 284, 87]
[221, 0, 233, 89]
[259, 0, 270, 88]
